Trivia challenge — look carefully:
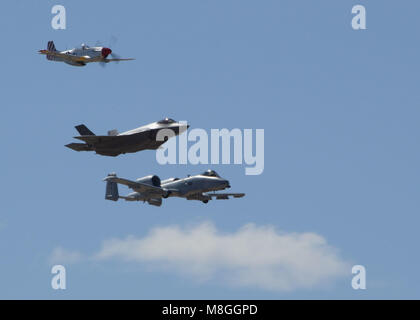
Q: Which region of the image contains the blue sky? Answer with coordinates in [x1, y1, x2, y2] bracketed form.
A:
[0, 0, 419, 299]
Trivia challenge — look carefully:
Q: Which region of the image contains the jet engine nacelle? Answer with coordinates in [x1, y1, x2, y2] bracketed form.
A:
[136, 175, 161, 187]
[147, 198, 163, 207]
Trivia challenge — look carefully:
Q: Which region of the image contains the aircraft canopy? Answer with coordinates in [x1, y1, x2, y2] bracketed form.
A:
[157, 118, 176, 124]
[202, 170, 220, 177]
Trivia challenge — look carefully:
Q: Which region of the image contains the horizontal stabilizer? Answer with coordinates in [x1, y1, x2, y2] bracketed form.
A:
[232, 193, 245, 198]
[65, 143, 93, 152]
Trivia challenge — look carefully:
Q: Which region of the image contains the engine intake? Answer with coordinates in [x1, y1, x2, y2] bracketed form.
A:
[136, 175, 161, 187]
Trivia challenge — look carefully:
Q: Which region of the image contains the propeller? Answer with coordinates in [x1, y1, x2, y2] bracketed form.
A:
[99, 50, 123, 67]
[96, 36, 122, 66]
[110, 52, 121, 61]
[95, 36, 134, 66]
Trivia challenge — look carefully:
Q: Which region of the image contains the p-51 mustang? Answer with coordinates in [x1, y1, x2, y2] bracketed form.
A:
[65, 118, 188, 157]
[39, 41, 134, 67]
[104, 170, 245, 207]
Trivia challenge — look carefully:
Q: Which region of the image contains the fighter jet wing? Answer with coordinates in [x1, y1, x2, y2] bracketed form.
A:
[204, 193, 245, 200]
[187, 192, 245, 201]
[103, 175, 167, 196]
[38, 50, 90, 62]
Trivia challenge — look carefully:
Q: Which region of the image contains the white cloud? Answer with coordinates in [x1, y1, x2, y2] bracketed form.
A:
[49, 246, 83, 265]
[94, 222, 349, 291]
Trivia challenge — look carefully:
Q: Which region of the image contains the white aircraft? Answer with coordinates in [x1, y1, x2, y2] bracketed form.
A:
[39, 41, 134, 67]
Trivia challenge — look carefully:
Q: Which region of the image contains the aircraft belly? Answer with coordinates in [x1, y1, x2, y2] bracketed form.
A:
[178, 185, 199, 198]
[94, 136, 149, 155]
[64, 60, 86, 67]
[184, 189, 204, 197]
[131, 129, 166, 150]
[118, 134, 156, 153]
[95, 150, 120, 157]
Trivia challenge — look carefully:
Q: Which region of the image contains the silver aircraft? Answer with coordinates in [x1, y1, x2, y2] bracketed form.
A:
[39, 41, 134, 67]
[66, 118, 188, 157]
[104, 170, 245, 206]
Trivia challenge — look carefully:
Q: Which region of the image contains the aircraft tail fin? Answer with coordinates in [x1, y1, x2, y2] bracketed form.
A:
[48, 41, 57, 51]
[46, 41, 59, 61]
[75, 124, 95, 136]
[105, 177, 119, 201]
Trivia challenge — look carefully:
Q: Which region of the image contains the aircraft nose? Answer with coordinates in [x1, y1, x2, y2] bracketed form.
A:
[177, 123, 189, 133]
[222, 179, 231, 189]
[101, 47, 112, 58]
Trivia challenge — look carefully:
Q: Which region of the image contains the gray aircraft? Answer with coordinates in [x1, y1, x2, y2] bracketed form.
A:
[104, 170, 245, 206]
[65, 118, 188, 157]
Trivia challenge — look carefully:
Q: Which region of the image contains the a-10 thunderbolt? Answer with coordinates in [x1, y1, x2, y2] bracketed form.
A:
[65, 118, 188, 157]
[104, 170, 245, 206]
[39, 41, 134, 67]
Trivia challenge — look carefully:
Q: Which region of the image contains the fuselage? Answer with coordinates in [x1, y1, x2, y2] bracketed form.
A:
[60, 46, 107, 62]
[54, 45, 112, 66]
[126, 174, 230, 201]
[94, 120, 188, 156]
[118, 120, 185, 136]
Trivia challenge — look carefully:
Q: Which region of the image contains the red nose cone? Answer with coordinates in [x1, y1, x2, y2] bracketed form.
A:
[101, 47, 112, 58]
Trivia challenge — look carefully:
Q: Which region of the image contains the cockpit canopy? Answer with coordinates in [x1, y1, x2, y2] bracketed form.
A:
[157, 118, 176, 125]
[201, 170, 220, 177]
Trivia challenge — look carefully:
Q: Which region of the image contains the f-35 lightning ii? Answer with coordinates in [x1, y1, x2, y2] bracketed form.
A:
[66, 118, 188, 157]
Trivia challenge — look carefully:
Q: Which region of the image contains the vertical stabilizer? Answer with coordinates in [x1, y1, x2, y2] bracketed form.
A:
[105, 177, 119, 201]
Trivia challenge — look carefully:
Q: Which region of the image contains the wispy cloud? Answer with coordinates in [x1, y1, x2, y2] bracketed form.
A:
[49, 246, 83, 265]
[93, 222, 349, 291]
